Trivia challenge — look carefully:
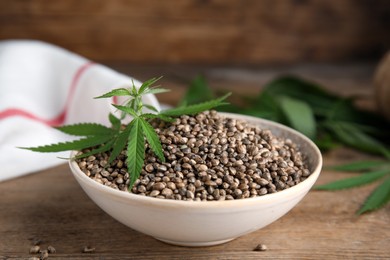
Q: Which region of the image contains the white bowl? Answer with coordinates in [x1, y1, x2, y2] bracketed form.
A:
[69, 113, 322, 247]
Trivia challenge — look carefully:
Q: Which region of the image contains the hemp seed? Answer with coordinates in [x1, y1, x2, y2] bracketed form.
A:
[77, 111, 311, 201]
[253, 243, 268, 251]
[47, 245, 56, 254]
[29, 245, 40, 254]
[82, 246, 95, 253]
[40, 250, 49, 259]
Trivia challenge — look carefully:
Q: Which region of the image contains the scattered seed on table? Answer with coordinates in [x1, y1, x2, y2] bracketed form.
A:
[82, 246, 95, 253]
[253, 243, 268, 251]
[40, 249, 49, 259]
[47, 245, 56, 253]
[29, 245, 40, 254]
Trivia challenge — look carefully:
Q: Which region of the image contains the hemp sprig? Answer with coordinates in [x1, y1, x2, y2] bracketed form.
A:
[21, 77, 230, 189]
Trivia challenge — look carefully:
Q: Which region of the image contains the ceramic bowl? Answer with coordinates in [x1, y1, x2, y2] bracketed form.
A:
[69, 113, 322, 247]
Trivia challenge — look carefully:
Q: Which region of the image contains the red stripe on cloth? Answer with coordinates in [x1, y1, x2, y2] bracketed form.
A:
[113, 96, 118, 104]
[0, 61, 95, 126]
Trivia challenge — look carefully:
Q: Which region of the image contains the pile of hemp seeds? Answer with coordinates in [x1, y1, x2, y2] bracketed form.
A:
[77, 110, 311, 201]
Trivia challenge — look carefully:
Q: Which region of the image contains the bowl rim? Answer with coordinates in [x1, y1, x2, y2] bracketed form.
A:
[69, 112, 322, 209]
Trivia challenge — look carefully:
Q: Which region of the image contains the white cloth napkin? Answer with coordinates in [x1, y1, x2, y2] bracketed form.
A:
[0, 40, 160, 182]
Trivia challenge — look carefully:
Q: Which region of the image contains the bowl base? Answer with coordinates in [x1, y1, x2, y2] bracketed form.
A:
[154, 237, 235, 247]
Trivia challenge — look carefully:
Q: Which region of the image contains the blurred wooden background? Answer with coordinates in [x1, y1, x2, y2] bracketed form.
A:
[1, 2, 390, 258]
[0, 0, 389, 65]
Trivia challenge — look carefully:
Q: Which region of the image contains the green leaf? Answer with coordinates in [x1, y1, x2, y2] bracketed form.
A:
[162, 93, 231, 117]
[326, 97, 390, 132]
[131, 82, 138, 96]
[143, 87, 170, 95]
[315, 169, 390, 190]
[314, 132, 339, 151]
[251, 92, 284, 121]
[329, 160, 389, 172]
[278, 96, 316, 139]
[138, 77, 163, 94]
[127, 99, 136, 111]
[75, 140, 115, 159]
[107, 125, 132, 165]
[357, 177, 390, 214]
[262, 76, 340, 115]
[20, 135, 113, 153]
[94, 88, 131, 99]
[126, 118, 145, 189]
[112, 104, 138, 118]
[141, 113, 175, 123]
[143, 104, 159, 113]
[55, 123, 115, 136]
[326, 122, 387, 155]
[322, 97, 390, 149]
[139, 117, 165, 163]
[180, 75, 214, 105]
[325, 98, 354, 121]
[263, 76, 336, 98]
[109, 113, 121, 130]
[382, 149, 390, 160]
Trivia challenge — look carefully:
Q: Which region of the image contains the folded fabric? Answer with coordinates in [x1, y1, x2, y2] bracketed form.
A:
[0, 40, 160, 182]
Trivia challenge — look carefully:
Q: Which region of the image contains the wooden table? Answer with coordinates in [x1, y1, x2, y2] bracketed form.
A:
[1, 64, 389, 259]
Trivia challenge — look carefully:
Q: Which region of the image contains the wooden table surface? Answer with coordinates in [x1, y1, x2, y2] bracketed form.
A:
[1, 64, 389, 259]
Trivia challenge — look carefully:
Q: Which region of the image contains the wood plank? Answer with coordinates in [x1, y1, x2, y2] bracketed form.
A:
[0, 0, 388, 64]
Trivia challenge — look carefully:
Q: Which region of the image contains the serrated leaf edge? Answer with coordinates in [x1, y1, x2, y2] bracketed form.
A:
[139, 117, 165, 163]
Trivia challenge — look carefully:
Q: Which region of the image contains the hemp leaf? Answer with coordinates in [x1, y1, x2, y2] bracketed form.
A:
[21, 134, 114, 152]
[126, 118, 145, 188]
[162, 93, 231, 117]
[278, 96, 316, 139]
[179, 75, 214, 106]
[315, 159, 390, 214]
[56, 123, 116, 136]
[139, 117, 165, 163]
[21, 77, 230, 190]
[357, 177, 390, 214]
[315, 169, 389, 190]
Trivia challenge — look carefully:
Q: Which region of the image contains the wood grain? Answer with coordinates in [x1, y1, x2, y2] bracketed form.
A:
[0, 64, 389, 259]
[0, 0, 389, 65]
